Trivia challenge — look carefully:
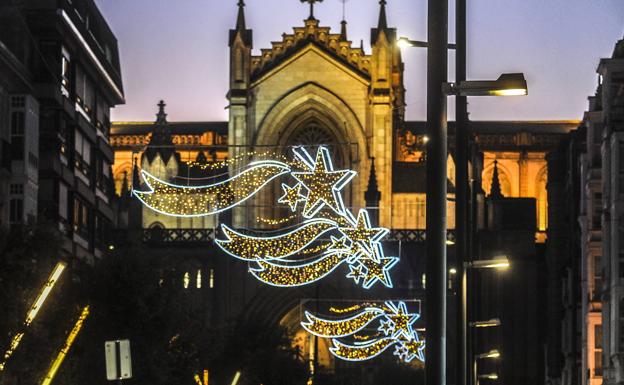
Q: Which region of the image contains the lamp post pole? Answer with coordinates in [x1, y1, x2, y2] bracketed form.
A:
[425, 1, 448, 385]
[455, 1, 468, 385]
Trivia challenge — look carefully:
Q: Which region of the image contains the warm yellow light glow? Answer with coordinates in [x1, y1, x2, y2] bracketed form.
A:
[470, 257, 510, 270]
[40, 306, 90, 385]
[231, 371, 241, 385]
[449, 268, 457, 275]
[446, 240, 455, 245]
[0, 333, 24, 371]
[209, 269, 215, 289]
[423, 135, 430, 143]
[478, 373, 499, 380]
[194, 374, 203, 385]
[478, 349, 501, 359]
[471, 318, 501, 328]
[396, 37, 412, 49]
[0, 262, 67, 372]
[196, 269, 202, 289]
[490, 88, 527, 96]
[203, 369, 209, 385]
[26, 262, 67, 326]
[183, 272, 190, 289]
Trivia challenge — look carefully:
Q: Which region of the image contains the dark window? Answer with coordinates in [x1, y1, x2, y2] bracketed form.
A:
[619, 299, 624, 351]
[9, 199, 23, 224]
[594, 256, 602, 299]
[72, 198, 90, 238]
[10, 111, 24, 160]
[593, 193, 602, 229]
[595, 351, 603, 376]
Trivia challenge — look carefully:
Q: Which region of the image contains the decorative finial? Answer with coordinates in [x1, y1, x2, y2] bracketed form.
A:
[300, 0, 323, 20]
[156, 100, 167, 124]
[489, 160, 503, 199]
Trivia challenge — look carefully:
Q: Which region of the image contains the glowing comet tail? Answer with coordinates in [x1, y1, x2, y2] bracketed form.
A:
[133, 161, 290, 217]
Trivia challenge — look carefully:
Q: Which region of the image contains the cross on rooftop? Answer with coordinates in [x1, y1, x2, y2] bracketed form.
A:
[300, 0, 323, 19]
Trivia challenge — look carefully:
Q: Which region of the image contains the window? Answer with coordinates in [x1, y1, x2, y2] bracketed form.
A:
[10, 111, 24, 160]
[94, 215, 111, 248]
[183, 272, 190, 289]
[96, 156, 111, 194]
[61, 46, 71, 97]
[592, 193, 602, 229]
[209, 269, 215, 289]
[59, 183, 68, 220]
[9, 199, 23, 224]
[74, 129, 92, 179]
[96, 96, 110, 133]
[9, 184, 23, 195]
[594, 256, 602, 300]
[72, 198, 90, 238]
[196, 269, 202, 289]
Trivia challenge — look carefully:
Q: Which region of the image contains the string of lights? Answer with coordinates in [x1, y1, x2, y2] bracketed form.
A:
[300, 301, 425, 363]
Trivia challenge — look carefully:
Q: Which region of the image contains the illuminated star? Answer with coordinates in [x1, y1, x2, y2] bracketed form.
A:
[360, 254, 399, 289]
[328, 236, 351, 253]
[340, 210, 389, 257]
[278, 183, 305, 211]
[393, 344, 409, 361]
[385, 302, 419, 340]
[378, 319, 394, 336]
[292, 147, 356, 218]
[346, 264, 365, 284]
[403, 337, 426, 363]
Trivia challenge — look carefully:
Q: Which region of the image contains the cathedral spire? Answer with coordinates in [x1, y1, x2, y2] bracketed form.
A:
[377, 0, 388, 31]
[145, 100, 175, 164]
[236, 0, 246, 32]
[489, 160, 503, 199]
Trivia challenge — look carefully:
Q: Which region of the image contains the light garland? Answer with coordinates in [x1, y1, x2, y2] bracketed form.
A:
[217, 219, 337, 261]
[135, 145, 400, 290]
[301, 301, 425, 363]
[133, 161, 290, 217]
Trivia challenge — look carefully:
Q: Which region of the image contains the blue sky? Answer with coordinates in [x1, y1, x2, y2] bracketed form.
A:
[95, 0, 624, 122]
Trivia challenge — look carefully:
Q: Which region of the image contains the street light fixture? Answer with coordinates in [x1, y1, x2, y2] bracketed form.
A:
[443, 73, 528, 97]
[466, 256, 510, 270]
[397, 36, 457, 50]
[469, 318, 501, 328]
[476, 349, 500, 359]
[478, 374, 499, 381]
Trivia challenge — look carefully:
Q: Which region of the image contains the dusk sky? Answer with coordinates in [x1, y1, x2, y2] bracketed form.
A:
[94, 0, 624, 123]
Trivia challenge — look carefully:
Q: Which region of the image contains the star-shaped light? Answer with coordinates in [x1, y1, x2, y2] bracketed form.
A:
[360, 253, 399, 289]
[292, 147, 355, 218]
[346, 264, 365, 284]
[378, 319, 394, 336]
[340, 210, 389, 257]
[278, 183, 305, 211]
[403, 337, 426, 363]
[328, 236, 351, 253]
[385, 302, 419, 340]
[393, 344, 409, 361]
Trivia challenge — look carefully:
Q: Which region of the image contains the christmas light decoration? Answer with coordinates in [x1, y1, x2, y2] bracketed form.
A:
[134, 145, 400, 289]
[301, 301, 425, 363]
[40, 306, 90, 385]
[216, 219, 337, 261]
[133, 160, 290, 217]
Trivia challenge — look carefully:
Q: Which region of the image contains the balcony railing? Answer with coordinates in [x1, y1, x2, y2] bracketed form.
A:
[139, 228, 455, 246]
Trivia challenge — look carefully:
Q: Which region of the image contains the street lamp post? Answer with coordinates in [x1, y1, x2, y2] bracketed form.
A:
[425, 1, 449, 385]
